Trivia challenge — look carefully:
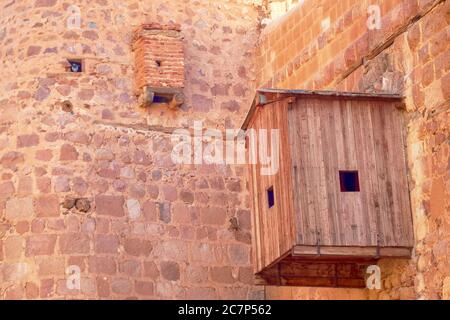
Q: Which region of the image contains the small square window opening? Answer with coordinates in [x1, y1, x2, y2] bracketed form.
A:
[68, 59, 83, 73]
[339, 171, 360, 192]
[267, 186, 275, 208]
[153, 95, 170, 103]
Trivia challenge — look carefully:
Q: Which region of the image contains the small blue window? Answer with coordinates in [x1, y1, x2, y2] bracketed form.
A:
[267, 186, 275, 208]
[339, 171, 360, 192]
[68, 59, 82, 73]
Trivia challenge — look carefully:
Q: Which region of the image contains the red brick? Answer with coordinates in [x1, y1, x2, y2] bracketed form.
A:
[143, 200, 157, 221]
[1, 152, 24, 169]
[40, 279, 54, 299]
[97, 277, 111, 298]
[0, 181, 15, 199]
[36, 177, 52, 193]
[95, 234, 119, 254]
[60, 144, 79, 161]
[135, 281, 154, 296]
[180, 190, 194, 204]
[15, 221, 30, 234]
[4, 286, 24, 299]
[442, 73, 450, 100]
[422, 63, 434, 87]
[111, 278, 132, 295]
[6, 197, 34, 220]
[95, 217, 110, 233]
[124, 238, 153, 257]
[120, 260, 141, 277]
[228, 244, 250, 266]
[133, 25, 185, 90]
[407, 23, 421, 51]
[211, 266, 236, 284]
[89, 256, 117, 275]
[430, 177, 445, 217]
[35, 0, 57, 7]
[17, 134, 39, 148]
[344, 45, 357, 68]
[68, 256, 87, 271]
[38, 257, 65, 276]
[56, 279, 79, 295]
[200, 207, 227, 225]
[95, 195, 125, 217]
[160, 261, 180, 281]
[31, 219, 46, 233]
[143, 261, 160, 279]
[186, 287, 217, 300]
[59, 233, 90, 254]
[26, 234, 57, 256]
[35, 195, 60, 217]
[237, 210, 251, 231]
[4, 236, 24, 260]
[25, 282, 40, 299]
[238, 267, 254, 285]
[162, 185, 177, 201]
[18, 176, 33, 196]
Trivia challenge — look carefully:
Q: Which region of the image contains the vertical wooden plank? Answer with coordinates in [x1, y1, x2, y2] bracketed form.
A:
[320, 99, 342, 245]
[393, 106, 414, 246]
[370, 103, 394, 246]
[305, 99, 322, 245]
[288, 99, 317, 245]
[339, 100, 360, 245]
[350, 100, 377, 246]
[383, 103, 413, 247]
[254, 108, 266, 269]
[313, 99, 333, 246]
[280, 101, 296, 249]
[352, 102, 367, 245]
[333, 100, 348, 245]
[249, 140, 262, 272]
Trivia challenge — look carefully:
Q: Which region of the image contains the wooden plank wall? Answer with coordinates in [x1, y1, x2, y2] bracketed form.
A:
[288, 97, 413, 248]
[248, 100, 296, 272]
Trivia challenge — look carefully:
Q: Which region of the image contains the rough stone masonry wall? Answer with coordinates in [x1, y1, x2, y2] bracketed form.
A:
[257, 0, 449, 300]
[0, 0, 266, 299]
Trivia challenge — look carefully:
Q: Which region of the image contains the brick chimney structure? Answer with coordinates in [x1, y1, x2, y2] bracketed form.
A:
[133, 23, 185, 109]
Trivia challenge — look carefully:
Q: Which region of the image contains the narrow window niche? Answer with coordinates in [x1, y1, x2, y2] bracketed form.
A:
[67, 59, 83, 73]
[153, 95, 170, 103]
[339, 171, 360, 192]
[267, 186, 275, 208]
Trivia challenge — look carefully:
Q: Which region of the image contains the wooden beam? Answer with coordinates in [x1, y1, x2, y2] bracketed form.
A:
[292, 245, 412, 259]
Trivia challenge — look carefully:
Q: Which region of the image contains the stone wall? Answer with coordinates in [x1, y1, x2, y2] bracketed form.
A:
[0, 0, 448, 301]
[0, 0, 265, 299]
[256, 0, 449, 300]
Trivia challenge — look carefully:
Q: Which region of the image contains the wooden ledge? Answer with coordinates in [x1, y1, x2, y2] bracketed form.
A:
[292, 245, 412, 259]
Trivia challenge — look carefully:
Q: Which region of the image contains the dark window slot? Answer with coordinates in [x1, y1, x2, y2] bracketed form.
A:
[153, 95, 170, 103]
[339, 171, 360, 192]
[267, 186, 275, 208]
